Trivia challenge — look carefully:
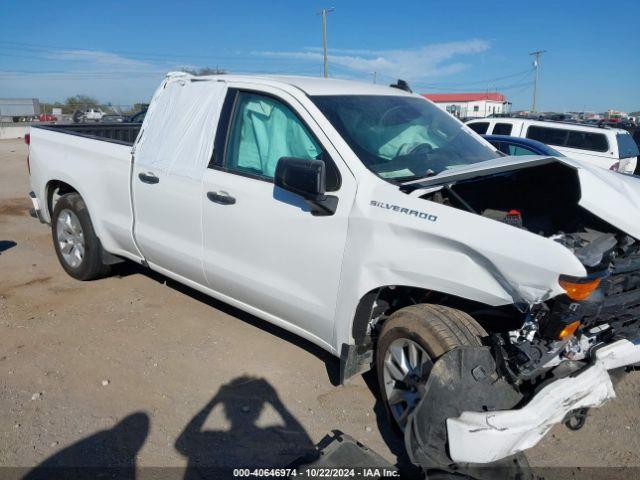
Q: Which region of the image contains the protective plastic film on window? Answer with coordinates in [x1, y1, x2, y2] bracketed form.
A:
[134, 72, 227, 179]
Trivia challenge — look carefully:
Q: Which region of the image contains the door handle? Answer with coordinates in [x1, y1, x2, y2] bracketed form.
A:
[207, 191, 236, 205]
[138, 172, 159, 184]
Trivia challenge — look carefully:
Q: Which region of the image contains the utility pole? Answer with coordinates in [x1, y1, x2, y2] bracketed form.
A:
[529, 50, 546, 113]
[316, 7, 335, 78]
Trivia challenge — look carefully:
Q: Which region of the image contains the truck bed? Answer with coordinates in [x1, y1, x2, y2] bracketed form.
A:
[32, 123, 142, 146]
[28, 122, 139, 260]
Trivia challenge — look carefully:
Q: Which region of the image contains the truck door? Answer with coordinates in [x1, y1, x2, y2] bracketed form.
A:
[132, 76, 226, 283]
[201, 87, 356, 345]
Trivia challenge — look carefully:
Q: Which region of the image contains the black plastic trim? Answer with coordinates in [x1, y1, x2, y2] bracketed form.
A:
[209, 88, 238, 169]
[31, 124, 141, 147]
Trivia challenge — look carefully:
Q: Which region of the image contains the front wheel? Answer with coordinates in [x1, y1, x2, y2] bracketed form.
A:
[51, 192, 110, 280]
[376, 304, 487, 430]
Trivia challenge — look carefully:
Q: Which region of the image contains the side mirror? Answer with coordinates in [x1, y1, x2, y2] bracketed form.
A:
[275, 157, 326, 202]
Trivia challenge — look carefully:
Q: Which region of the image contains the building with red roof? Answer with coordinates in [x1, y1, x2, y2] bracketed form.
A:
[422, 92, 511, 119]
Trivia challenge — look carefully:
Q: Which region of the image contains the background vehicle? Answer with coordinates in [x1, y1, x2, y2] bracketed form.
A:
[26, 73, 640, 468]
[467, 117, 639, 173]
[482, 134, 565, 157]
[83, 108, 105, 122]
[100, 114, 124, 123]
[37, 113, 57, 122]
[125, 105, 149, 123]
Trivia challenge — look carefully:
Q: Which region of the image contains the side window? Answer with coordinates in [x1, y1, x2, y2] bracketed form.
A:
[223, 92, 340, 190]
[508, 144, 536, 156]
[492, 123, 513, 135]
[490, 141, 509, 155]
[468, 122, 489, 134]
[526, 126, 568, 147]
[566, 131, 608, 152]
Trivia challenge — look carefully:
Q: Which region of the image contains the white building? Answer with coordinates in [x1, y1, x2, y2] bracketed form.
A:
[422, 93, 510, 119]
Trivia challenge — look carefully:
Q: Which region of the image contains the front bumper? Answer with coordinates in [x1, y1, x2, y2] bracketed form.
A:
[447, 338, 640, 464]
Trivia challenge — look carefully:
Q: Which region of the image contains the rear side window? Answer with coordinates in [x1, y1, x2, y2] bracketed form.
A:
[526, 126, 568, 147]
[492, 123, 513, 135]
[566, 131, 608, 152]
[468, 122, 489, 134]
[526, 125, 609, 153]
[617, 133, 640, 158]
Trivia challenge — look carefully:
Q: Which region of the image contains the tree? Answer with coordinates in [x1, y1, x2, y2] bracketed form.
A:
[180, 66, 226, 76]
[64, 95, 101, 114]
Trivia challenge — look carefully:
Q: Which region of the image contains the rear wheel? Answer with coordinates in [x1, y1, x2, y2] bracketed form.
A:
[52, 193, 110, 280]
[376, 304, 487, 430]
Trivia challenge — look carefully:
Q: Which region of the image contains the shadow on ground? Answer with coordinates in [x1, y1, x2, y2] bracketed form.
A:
[110, 262, 421, 474]
[22, 377, 316, 480]
[175, 376, 315, 478]
[0, 240, 17, 254]
[22, 412, 149, 480]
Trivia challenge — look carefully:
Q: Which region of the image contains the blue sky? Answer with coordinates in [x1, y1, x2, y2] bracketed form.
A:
[1, 0, 638, 112]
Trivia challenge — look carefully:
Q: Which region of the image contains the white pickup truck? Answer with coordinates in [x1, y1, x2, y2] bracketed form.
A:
[27, 73, 640, 467]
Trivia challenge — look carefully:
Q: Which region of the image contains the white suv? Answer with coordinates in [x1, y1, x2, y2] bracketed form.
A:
[83, 108, 105, 122]
[467, 117, 639, 173]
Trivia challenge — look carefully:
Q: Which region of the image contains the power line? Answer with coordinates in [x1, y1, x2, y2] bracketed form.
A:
[421, 68, 534, 87]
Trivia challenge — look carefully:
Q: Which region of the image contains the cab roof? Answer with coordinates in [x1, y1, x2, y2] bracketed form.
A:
[167, 71, 415, 97]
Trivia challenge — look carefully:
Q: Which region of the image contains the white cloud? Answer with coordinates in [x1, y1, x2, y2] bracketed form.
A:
[258, 39, 490, 81]
[46, 49, 151, 68]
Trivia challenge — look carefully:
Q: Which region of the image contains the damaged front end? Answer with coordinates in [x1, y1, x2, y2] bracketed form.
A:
[403, 158, 640, 466]
[498, 228, 640, 385]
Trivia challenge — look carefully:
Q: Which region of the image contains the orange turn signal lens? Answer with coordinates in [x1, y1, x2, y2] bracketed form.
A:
[558, 276, 601, 301]
[558, 320, 581, 340]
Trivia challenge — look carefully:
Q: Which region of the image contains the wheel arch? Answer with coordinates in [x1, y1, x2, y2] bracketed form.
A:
[45, 179, 80, 220]
[339, 284, 522, 382]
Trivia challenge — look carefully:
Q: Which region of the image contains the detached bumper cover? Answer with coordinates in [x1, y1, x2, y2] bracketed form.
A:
[447, 339, 640, 464]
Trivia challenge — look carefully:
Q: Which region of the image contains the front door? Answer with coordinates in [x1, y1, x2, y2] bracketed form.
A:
[201, 87, 355, 345]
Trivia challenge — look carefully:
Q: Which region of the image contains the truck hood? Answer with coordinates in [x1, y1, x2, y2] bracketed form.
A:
[408, 155, 640, 241]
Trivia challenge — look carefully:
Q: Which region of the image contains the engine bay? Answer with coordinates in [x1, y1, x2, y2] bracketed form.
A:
[417, 161, 640, 387]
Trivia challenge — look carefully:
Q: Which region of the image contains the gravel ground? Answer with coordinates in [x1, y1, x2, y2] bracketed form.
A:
[1, 137, 639, 477]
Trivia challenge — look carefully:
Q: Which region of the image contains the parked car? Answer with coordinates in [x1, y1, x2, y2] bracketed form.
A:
[37, 113, 57, 122]
[26, 73, 640, 467]
[482, 134, 565, 157]
[100, 114, 125, 123]
[467, 117, 639, 173]
[544, 113, 578, 122]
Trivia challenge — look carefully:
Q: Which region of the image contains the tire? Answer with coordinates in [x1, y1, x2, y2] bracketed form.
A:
[376, 304, 487, 430]
[51, 192, 110, 280]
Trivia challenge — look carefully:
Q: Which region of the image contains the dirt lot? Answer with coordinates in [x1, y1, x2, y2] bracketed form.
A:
[1, 137, 640, 476]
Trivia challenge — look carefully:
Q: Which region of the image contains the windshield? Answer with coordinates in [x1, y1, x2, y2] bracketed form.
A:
[311, 95, 500, 182]
[617, 133, 640, 159]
